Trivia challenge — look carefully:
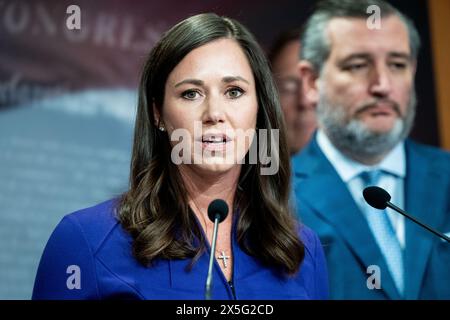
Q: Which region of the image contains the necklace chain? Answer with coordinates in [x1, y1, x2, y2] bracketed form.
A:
[189, 198, 231, 269]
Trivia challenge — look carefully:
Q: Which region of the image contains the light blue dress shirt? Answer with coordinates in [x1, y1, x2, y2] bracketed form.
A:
[316, 130, 406, 248]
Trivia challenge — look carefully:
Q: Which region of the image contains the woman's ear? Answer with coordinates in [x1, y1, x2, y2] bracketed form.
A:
[153, 101, 160, 126]
[298, 60, 320, 105]
[153, 102, 166, 132]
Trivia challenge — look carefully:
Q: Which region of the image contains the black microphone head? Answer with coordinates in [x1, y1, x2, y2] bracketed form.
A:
[207, 199, 229, 223]
[363, 186, 391, 209]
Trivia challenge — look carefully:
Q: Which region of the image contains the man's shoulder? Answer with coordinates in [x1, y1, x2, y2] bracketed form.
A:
[406, 140, 450, 171]
[291, 137, 323, 173]
[407, 139, 450, 155]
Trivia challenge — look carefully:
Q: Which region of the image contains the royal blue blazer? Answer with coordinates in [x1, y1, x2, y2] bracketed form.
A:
[32, 199, 329, 300]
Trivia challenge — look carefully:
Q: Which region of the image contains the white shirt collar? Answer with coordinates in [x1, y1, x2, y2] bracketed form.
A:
[316, 129, 406, 183]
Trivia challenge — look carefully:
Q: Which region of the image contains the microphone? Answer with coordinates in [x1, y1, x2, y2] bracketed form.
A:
[363, 186, 450, 243]
[205, 199, 229, 300]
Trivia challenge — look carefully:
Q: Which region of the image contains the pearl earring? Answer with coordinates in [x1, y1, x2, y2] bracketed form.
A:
[156, 119, 165, 132]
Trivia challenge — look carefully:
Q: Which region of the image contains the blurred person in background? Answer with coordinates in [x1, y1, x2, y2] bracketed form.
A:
[269, 29, 317, 156]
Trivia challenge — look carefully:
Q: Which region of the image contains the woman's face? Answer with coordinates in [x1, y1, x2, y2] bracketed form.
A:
[160, 38, 258, 175]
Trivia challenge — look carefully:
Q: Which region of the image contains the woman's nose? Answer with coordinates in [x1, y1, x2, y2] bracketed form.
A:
[202, 96, 226, 124]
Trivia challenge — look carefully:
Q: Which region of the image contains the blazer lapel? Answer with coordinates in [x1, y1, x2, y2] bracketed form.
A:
[403, 141, 446, 299]
[293, 139, 401, 299]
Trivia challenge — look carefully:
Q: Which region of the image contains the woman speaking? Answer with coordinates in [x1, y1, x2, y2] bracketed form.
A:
[32, 13, 328, 300]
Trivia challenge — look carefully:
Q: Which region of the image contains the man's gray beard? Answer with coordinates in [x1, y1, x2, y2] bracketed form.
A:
[317, 91, 416, 162]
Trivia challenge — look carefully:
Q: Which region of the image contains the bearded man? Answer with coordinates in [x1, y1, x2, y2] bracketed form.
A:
[292, 0, 450, 299]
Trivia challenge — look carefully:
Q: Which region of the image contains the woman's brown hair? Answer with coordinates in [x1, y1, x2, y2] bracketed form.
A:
[118, 13, 304, 275]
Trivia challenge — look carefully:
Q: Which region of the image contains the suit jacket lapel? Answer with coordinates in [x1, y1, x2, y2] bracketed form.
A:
[403, 141, 445, 299]
[293, 138, 401, 299]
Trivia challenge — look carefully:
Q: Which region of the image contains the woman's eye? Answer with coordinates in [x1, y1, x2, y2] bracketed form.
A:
[226, 88, 244, 99]
[182, 90, 201, 100]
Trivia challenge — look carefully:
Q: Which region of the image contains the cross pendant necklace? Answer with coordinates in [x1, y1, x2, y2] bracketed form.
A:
[217, 251, 230, 268]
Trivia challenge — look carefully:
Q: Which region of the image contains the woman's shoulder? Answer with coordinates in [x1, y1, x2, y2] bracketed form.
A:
[32, 198, 124, 299]
[299, 224, 329, 299]
[298, 223, 320, 256]
[57, 198, 122, 252]
[66, 198, 120, 225]
[296, 223, 329, 299]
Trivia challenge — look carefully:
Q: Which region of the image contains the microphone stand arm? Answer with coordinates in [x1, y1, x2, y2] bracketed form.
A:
[205, 214, 220, 299]
[386, 202, 450, 243]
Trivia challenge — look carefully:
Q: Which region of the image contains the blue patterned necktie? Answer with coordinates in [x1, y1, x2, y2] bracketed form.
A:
[360, 170, 404, 296]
